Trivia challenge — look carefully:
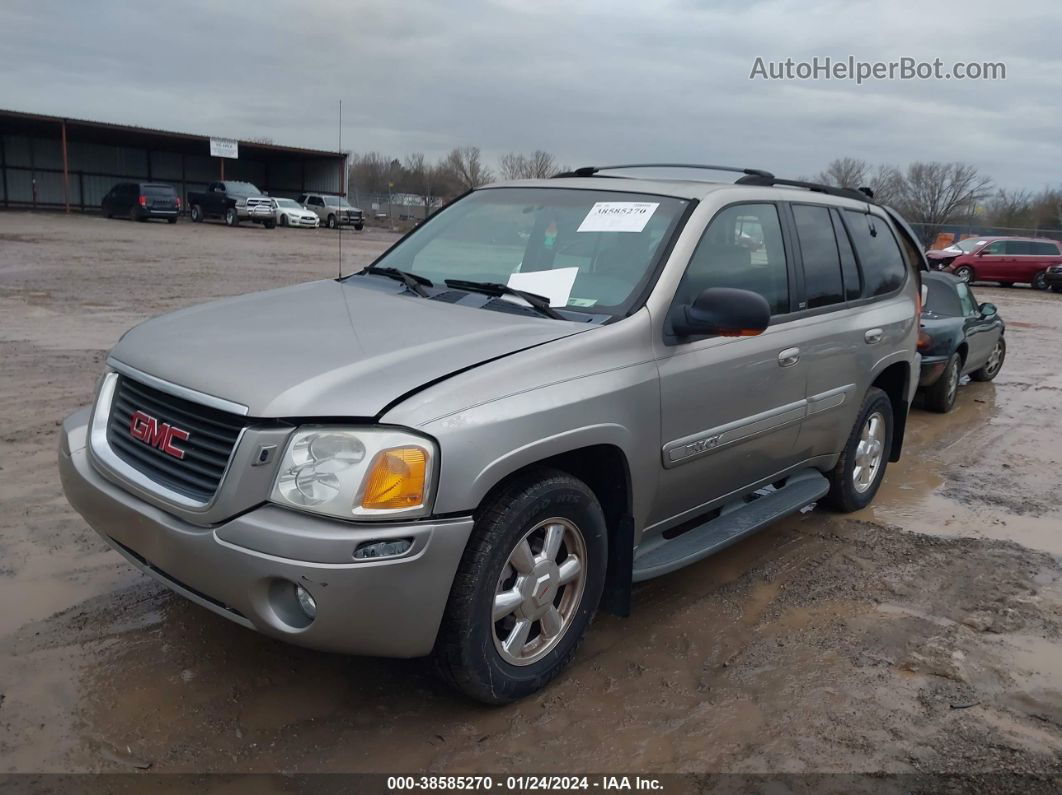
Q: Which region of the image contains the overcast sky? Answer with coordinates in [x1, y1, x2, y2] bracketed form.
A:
[3, 0, 1060, 189]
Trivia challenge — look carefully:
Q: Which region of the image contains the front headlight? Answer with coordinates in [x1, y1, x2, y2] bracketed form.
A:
[270, 426, 436, 520]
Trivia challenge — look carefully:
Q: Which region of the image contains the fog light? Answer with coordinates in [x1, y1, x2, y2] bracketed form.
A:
[354, 539, 413, 560]
[294, 584, 317, 619]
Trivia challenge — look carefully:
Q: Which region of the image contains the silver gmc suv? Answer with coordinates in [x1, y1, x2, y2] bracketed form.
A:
[59, 164, 923, 703]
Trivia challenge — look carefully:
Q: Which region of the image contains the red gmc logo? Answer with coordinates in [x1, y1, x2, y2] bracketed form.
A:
[129, 410, 190, 459]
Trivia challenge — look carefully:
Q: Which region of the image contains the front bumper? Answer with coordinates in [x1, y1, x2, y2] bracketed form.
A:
[58, 408, 473, 657]
[918, 354, 949, 387]
[1045, 271, 1062, 288]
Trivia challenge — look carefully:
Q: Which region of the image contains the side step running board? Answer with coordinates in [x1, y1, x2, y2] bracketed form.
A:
[632, 469, 829, 582]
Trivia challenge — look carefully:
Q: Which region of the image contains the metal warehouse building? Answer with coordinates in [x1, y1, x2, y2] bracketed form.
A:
[0, 108, 346, 212]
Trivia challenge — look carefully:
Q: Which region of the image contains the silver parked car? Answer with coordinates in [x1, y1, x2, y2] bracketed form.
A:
[59, 164, 922, 703]
[298, 193, 364, 229]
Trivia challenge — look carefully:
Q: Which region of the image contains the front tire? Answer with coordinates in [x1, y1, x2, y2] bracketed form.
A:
[224, 207, 239, 227]
[1032, 271, 1048, 290]
[953, 265, 974, 284]
[923, 353, 961, 413]
[190, 205, 203, 223]
[432, 468, 607, 704]
[823, 387, 893, 512]
[279, 215, 289, 227]
[970, 336, 1005, 382]
[327, 214, 337, 229]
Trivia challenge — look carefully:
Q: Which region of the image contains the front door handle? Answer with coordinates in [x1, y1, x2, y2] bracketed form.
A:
[778, 347, 800, 367]
[864, 328, 883, 344]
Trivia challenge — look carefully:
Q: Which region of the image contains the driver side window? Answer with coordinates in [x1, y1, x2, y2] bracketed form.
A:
[982, 241, 1006, 254]
[675, 203, 789, 315]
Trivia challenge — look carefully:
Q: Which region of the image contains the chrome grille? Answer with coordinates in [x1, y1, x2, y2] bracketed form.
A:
[106, 376, 249, 502]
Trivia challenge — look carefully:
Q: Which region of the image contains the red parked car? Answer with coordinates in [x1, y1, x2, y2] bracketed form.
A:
[926, 236, 1062, 290]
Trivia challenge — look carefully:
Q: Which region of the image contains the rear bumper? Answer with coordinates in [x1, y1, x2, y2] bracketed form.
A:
[918, 354, 949, 387]
[59, 408, 473, 658]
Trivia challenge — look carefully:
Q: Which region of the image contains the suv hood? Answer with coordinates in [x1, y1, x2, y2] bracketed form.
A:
[109, 280, 587, 418]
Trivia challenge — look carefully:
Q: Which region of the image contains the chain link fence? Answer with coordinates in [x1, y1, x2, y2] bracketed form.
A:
[910, 222, 1062, 251]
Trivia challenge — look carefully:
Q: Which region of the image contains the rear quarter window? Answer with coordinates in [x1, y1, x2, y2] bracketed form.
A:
[843, 210, 906, 297]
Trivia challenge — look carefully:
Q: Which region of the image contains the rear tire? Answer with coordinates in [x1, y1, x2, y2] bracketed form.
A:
[1032, 271, 1048, 290]
[953, 265, 974, 284]
[823, 387, 893, 513]
[970, 336, 1005, 382]
[432, 468, 607, 704]
[923, 353, 961, 413]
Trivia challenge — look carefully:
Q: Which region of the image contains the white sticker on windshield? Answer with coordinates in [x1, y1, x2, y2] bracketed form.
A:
[506, 267, 579, 307]
[577, 202, 659, 233]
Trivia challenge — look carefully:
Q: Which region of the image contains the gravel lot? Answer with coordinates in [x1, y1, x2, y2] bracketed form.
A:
[1, 212, 1061, 782]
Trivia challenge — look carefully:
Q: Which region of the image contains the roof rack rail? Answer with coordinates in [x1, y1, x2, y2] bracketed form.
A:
[553, 163, 775, 180]
[734, 174, 877, 204]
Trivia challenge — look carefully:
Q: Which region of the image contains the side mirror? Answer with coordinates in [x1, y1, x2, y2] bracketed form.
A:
[672, 287, 771, 339]
[980, 302, 997, 317]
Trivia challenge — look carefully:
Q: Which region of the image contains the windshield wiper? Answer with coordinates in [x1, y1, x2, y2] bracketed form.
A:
[444, 279, 564, 320]
[360, 266, 433, 297]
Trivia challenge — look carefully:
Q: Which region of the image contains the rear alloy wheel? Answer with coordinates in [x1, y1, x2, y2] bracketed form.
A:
[1032, 271, 1048, 290]
[225, 207, 239, 227]
[823, 387, 893, 512]
[924, 352, 961, 413]
[953, 265, 974, 284]
[432, 468, 606, 704]
[971, 337, 1006, 382]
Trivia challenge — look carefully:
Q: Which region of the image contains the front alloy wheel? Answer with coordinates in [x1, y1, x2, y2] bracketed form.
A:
[953, 265, 974, 283]
[433, 468, 607, 704]
[492, 518, 587, 666]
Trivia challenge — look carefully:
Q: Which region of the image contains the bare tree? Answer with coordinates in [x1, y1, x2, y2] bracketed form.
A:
[348, 152, 394, 196]
[815, 157, 869, 189]
[867, 164, 905, 207]
[444, 146, 493, 190]
[499, 150, 562, 180]
[402, 152, 448, 217]
[982, 189, 1035, 229]
[896, 161, 993, 237]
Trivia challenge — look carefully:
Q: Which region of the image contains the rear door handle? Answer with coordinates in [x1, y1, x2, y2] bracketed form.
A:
[778, 347, 800, 367]
[864, 328, 883, 344]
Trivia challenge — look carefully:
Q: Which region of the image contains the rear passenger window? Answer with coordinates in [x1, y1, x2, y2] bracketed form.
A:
[792, 205, 843, 308]
[677, 203, 789, 315]
[843, 211, 906, 297]
[1005, 241, 1032, 255]
[831, 209, 862, 300]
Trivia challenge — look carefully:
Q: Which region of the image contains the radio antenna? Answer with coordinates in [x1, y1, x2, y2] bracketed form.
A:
[338, 99, 343, 279]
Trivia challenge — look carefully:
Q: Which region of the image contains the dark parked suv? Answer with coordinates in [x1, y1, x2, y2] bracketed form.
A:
[926, 236, 1062, 290]
[102, 182, 180, 223]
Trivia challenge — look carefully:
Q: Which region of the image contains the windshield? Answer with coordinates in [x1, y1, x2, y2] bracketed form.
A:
[276, 198, 301, 208]
[363, 187, 689, 316]
[226, 181, 262, 198]
[951, 238, 987, 252]
[324, 196, 353, 208]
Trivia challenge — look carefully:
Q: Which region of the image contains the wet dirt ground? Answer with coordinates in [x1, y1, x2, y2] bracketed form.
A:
[1, 213, 1060, 779]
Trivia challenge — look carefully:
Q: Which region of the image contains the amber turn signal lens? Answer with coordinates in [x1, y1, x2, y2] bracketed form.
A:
[361, 447, 428, 510]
